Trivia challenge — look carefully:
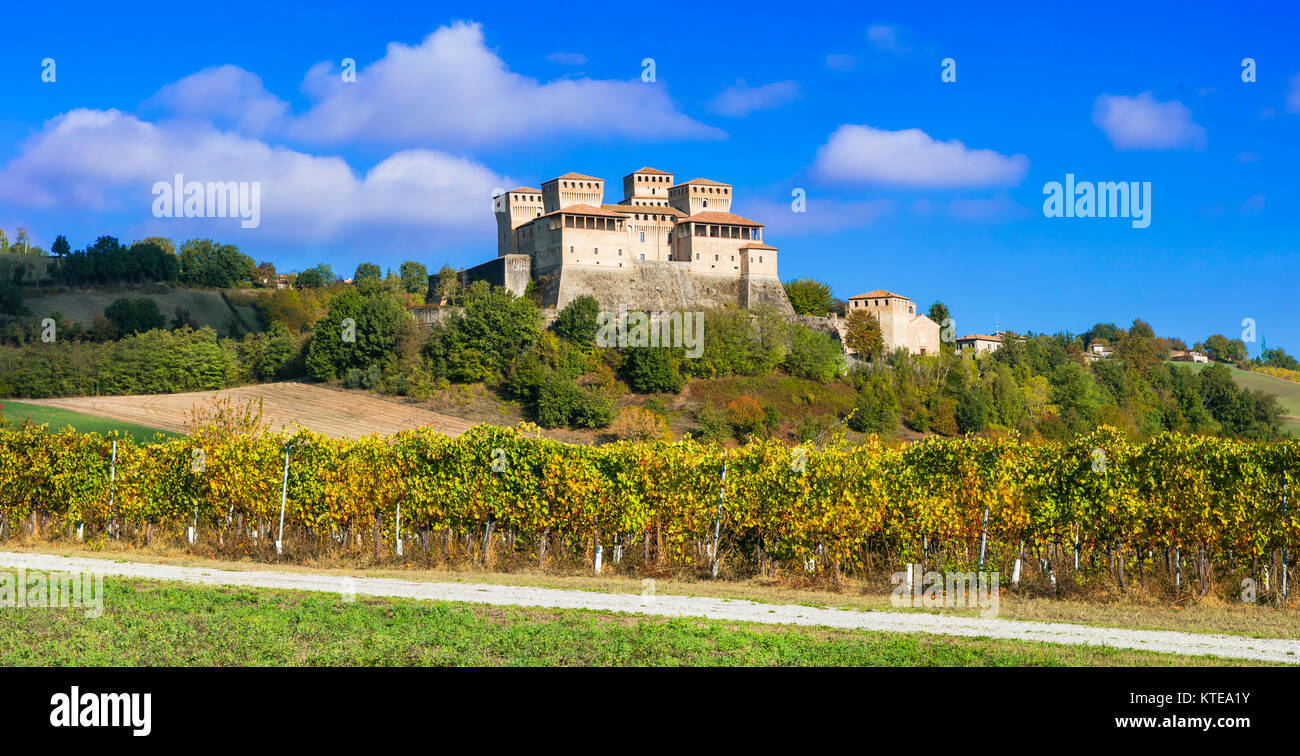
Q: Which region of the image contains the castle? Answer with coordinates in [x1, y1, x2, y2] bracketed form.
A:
[459, 168, 794, 314]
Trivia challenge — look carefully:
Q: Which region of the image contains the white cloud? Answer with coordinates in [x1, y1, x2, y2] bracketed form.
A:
[284, 21, 723, 148]
[0, 109, 509, 245]
[866, 25, 904, 52]
[1287, 73, 1300, 112]
[707, 80, 801, 117]
[825, 53, 856, 72]
[812, 125, 1028, 188]
[546, 51, 588, 65]
[1092, 92, 1206, 150]
[145, 65, 288, 134]
[746, 196, 895, 236]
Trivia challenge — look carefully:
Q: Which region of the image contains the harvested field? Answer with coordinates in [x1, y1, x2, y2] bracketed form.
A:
[21, 382, 473, 439]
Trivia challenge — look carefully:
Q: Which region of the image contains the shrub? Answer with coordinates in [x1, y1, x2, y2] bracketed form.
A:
[621, 347, 684, 393]
[726, 396, 766, 439]
[848, 372, 899, 437]
[552, 295, 601, 344]
[609, 406, 669, 441]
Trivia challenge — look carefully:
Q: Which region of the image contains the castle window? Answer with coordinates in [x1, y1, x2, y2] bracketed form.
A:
[710, 225, 718, 237]
[595, 248, 599, 254]
[703, 199, 708, 208]
[618, 249, 622, 255]
[714, 254, 719, 261]
[694, 224, 704, 237]
[639, 253, 645, 261]
[640, 231, 646, 242]
[759, 256, 763, 263]
[565, 216, 574, 227]
[570, 246, 574, 253]
[742, 228, 751, 239]
[695, 254, 699, 260]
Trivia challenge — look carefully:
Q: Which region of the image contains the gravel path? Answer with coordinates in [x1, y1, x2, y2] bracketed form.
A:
[3, 551, 1296, 664]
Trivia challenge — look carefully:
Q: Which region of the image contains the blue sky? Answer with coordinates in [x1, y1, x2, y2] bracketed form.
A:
[1, 1, 1297, 353]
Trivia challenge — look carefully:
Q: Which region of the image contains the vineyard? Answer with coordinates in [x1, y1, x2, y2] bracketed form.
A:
[0, 423, 1296, 601]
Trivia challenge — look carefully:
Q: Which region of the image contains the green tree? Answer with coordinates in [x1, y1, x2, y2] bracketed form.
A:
[305, 283, 409, 380]
[844, 309, 883, 361]
[848, 371, 898, 437]
[398, 261, 429, 295]
[1198, 334, 1247, 363]
[296, 264, 333, 289]
[552, 295, 601, 344]
[621, 346, 684, 393]
[927, 301, 950, 327]
[104, 297, 166, 335]
[51, 235, 70, 258]
[783, 278, 834, 316]
[783, 325, 845, 381]
[353, 262, 382, 282]
[432, 264, 461, 305]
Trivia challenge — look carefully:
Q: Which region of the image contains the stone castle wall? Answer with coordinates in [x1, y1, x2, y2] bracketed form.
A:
[537, 259, 793, 314]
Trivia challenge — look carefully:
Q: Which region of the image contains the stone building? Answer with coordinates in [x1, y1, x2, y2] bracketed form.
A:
[955, 334, 1002, 355]
[467, 168, 792, 314]
[845, 290, 940, 356]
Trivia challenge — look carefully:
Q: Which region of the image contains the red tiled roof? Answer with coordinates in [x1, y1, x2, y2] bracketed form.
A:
[740, 242, 776, 250]
[679, 211, 762, 227]
[848, 290, 908, 300]
[958, 334, 1002, 342]
[545, 172, 603, 183]
[539, 203, 626, 219]
[675, 178, 731, 187]
[627, 167, 671, 176]
[602, 204, 685, 218]
[504, 187, 541, 194]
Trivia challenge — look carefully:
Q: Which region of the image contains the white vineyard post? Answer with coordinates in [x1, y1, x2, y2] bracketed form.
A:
[1282, 480, 1289, 602]
[594, 544, 603, 574]
[978, 506, 989, 572]
[108, 439, 117, 539]
[395, 499, 403, 558]
[276, 442, 290, 555]
[710, 461, 727, 578]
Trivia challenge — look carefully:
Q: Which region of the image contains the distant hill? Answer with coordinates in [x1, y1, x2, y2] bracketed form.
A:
[19, 286, 262, 337]
[1165, 360, 1300, 436]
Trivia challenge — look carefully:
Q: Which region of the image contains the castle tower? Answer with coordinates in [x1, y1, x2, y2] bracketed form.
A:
[493, 187, 543, 256]
[669, 178, 732, 215]
[541, 172, 604, 214]
[621, 167, 674, 207]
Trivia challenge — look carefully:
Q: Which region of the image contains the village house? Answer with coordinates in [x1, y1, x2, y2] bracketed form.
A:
[844, 290, 940, 356]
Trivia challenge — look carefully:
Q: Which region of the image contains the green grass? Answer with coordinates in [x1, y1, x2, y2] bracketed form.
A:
[0, 574, 1267, 666]
[1166, 360, 1300, 434]
[21, 286, 262, 336]
[0, 401, 177, 442]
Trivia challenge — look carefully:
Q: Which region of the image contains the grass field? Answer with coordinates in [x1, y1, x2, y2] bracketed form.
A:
[0, 573, 1263, 666]
[1166, 360, 1300, 434]
[1, 400, 177, 442]
[20, 286, 261, 336]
